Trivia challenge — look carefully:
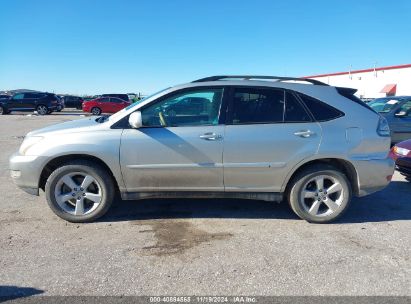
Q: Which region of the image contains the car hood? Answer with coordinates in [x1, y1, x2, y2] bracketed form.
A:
[27, 117, 101, 136]
[397, 139, 411, 149]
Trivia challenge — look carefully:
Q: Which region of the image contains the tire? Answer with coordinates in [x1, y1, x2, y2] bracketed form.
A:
[0, 106, 4, 115]
[45, 160, 115, 222]
[91, 107, 101, 115]
[287, 164, 352, 223]
[36, 104, 48, 115]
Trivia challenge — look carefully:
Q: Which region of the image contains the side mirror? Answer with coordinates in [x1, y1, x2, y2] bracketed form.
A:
[395, 111, 407, 117]
[129, 111, 143, 128]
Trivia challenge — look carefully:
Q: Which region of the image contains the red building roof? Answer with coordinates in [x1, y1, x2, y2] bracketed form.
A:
[304, 63, 411, 78]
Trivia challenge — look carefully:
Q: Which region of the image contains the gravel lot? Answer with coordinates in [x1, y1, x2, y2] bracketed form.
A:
[0, 111, 410, 297]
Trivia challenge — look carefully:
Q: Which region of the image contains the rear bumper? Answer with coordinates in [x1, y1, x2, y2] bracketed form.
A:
[9, 153, 49, 196]
[352, 157, 395, 197]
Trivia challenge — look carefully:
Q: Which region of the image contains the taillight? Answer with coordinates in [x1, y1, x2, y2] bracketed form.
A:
[377, 116, 390, 137]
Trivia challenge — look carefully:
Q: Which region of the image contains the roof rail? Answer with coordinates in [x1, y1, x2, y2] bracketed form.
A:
[192, 75, 329, 86]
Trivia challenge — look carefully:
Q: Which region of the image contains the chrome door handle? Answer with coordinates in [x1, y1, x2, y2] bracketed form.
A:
[199, 132, 223, 141]
[294, 130, 316, 138]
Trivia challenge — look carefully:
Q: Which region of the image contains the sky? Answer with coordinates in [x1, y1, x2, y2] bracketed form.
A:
[1, 0, 410, 95]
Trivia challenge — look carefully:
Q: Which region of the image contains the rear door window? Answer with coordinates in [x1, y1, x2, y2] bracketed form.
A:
[231, 87, 285, 124]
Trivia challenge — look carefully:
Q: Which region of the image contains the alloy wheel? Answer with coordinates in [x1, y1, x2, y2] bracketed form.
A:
[54, 172, 102, 216]
[91, 107, 101, 115]
[37, 105, 48, 115]
[299, 174, 344, 217]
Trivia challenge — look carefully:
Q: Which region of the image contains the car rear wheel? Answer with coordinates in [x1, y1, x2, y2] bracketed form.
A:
[45, 160, 115, 222]
[0, 106, 4, 115]
[287, 164, 351, 223]
[91, 107, 102, 115]
[36, 105, 48, 115]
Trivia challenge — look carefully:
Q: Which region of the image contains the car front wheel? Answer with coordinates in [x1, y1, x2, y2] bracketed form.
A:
[287, 164, 351, 223]
[45, 160, 115, 222]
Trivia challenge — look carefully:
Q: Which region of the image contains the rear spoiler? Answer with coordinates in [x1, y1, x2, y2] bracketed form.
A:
[336, 87, 375, 112]
[336, 87, 357, 96]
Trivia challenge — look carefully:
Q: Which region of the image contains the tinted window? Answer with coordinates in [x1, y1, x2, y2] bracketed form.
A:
[141, 88, 223, 127]
[232, 88, 284, 124]
[110, 98, 123, 103]
[13, 94, 24, 100]
[298, 93, 344, 121]
[284, 92, 311, 122]
[369, 98, 401, 113]
[102, 94, 129, 101]
[100, 98, 110, 102]
[398, 100, 411, 117]
[24, 93, 39, 98]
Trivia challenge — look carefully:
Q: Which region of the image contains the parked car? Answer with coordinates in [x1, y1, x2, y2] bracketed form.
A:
[10, 75, 394, 223]
[82, 97, 130, 115]
[101, 94, 130, 102]
[61, 96, 84, 109]
[389, 139, 411, 180]
[0, 92, 59, 115]
[368, 96, 411, 144]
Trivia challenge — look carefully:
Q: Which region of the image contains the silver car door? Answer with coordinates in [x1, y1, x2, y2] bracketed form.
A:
[223, 87, 322, 192]
[120, 87, 225, 192]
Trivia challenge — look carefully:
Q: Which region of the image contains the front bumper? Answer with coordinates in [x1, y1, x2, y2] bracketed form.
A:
[9, 153, 49, 196]
[396, 157, 411, 177]
[353, 157, 395, 197]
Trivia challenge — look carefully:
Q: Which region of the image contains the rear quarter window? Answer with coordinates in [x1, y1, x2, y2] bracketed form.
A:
[297, 93, 344, 122]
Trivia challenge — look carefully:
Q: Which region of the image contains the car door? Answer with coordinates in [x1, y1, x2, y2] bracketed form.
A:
[23, 93, 39, 109]
[120, 87, 225, 192]
[98, 97, 110, 113]
[8, 93, 25, 110]
[223, 86, 322, 192]
[390, 100, 411, 143]
[110, 98, 125, 112]
[64, 96, 73, 107]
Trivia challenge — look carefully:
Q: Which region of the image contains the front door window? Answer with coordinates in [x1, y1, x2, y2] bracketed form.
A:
[141, 88, 224, 127]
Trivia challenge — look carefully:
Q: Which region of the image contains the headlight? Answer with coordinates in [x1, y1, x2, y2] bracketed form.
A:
[19, 136, 44, 155]
[394, 146, 410, 156]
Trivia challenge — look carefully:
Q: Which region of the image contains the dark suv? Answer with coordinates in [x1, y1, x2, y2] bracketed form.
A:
[61, 96, 84, 109]
[0, 92, 59, 115]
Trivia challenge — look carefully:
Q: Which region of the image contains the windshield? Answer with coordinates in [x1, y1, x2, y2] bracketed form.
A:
[108, 87, 170, 122]
[368, 98, 401, 113]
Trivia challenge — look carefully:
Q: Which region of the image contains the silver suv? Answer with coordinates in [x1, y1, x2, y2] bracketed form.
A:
[9, 76, 395, 223]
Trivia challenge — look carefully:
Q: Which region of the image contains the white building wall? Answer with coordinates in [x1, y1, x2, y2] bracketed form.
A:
[308, 65, 411, 99]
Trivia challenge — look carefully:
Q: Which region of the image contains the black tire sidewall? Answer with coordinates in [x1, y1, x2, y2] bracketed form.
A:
[288, 167, 351, 223]
[45, 162, 114, 222]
